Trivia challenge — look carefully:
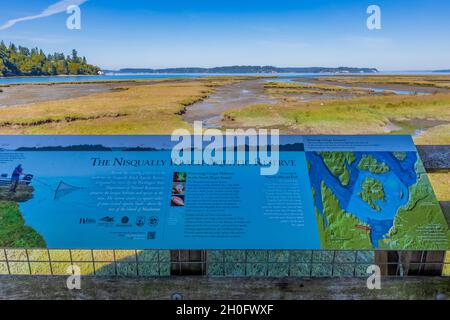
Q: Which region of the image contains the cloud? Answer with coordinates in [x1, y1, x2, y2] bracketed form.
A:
[0, 0, 88, 31]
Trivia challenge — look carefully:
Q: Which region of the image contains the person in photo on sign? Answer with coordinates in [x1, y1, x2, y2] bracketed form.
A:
[9, 164, 24, 193]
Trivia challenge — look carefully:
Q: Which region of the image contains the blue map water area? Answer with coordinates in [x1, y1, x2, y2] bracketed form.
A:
[306, 151, 418, 247]
[20, 176, 102, 248]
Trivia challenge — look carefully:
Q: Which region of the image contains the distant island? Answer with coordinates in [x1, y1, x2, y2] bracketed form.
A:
[16, 145, 112, 151]
[105, 66, 379, 74]
[0, 42, 101, 77]
[14, 145, 163, 152]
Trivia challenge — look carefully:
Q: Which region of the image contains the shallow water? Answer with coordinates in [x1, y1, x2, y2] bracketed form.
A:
[274, 78, 429, 95]
[183, 79, 277, 128]
[0, 73, 331, 85]
[3, 71, 440, 85]
[0, 74, 208, 85]
[334, 84, 428, 95]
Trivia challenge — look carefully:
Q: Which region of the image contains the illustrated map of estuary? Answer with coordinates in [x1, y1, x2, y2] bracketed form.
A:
[306, 151, 450, 250]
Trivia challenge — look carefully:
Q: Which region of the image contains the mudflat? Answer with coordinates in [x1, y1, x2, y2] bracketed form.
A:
[0, 76, 246, 134]
[309, 75, 450, 94]
[1, 75, 449, 145]
[183, 79, 277, 127]
[0, 80, 159, 107]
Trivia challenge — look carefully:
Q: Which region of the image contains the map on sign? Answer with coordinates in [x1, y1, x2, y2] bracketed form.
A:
[306, 151, 448, 250]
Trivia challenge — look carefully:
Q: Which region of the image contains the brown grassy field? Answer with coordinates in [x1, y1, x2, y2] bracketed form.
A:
[316, 75, 450, 89]
[0, 77, 245, 134]
[428, 173, 450, 202]
[264, 81, 373, 93]
[1, 75, 449, 142]
[222, 91, 450, 145]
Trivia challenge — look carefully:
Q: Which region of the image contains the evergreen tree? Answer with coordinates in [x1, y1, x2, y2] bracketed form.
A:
[0, 42, 100, 77]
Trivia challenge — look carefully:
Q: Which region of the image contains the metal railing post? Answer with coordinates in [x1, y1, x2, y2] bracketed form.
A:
[47, 249, 53, 275]
[4, 249, 11, 275]
[25, 249, 32, 275]
[91, 249, 96, 275]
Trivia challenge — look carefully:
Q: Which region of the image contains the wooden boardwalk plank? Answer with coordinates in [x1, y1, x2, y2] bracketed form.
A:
[0, 276, 448, 300]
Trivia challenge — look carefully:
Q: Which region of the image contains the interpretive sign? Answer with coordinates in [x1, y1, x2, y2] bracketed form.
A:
[0, 135, 448, 250]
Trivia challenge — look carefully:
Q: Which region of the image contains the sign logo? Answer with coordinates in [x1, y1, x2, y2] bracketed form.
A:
[100, 216, 114, 223]
[136, 216, 145, 227]
[149, 216, 159, 226]
[79, 218, 95, 224]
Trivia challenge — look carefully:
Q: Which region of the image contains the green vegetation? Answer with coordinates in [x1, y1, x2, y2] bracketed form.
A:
[223, 89, 450, 145]
[358, 177, 385, 211]
[264, 81, 371, 95]
[357, 155, 390, 174]
[0, 42, 100, 77]
[317, 75, 450, 89]
[265, 81, 348, 91]
[0, 200, 46, 248]
[380, 160, 450, 249]
[0, 185, 46, 248]
[393, 152, 407, 161]
[315, 181, 373, 249]
[318, 152, 356, 186]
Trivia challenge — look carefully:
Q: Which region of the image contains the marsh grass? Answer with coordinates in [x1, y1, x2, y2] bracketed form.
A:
[317, 75, 450, 89]
[415, 124, 450, 145]
[265, 81, 359, 92]
[444, 252, 450, 276]
[0, 77, 244, 134]
[428, 172, 450, 201]
[223, 92, 450, 143]
[0, 199, 46, 249]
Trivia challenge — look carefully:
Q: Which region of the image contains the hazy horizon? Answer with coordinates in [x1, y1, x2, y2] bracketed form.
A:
[101, 66, 447, 73]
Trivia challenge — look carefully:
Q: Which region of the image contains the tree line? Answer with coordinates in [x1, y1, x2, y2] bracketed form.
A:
[0, 42, 101, 77]
[114, 66, 378, 74]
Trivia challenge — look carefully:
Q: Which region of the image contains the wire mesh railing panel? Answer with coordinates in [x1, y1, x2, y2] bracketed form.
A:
[0, 249, 448, 277]
[206, 250, 376, 277]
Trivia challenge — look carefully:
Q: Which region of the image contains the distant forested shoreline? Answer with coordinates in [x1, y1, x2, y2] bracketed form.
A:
[108, 66, 379, 74]
[0, 42, 100, 77]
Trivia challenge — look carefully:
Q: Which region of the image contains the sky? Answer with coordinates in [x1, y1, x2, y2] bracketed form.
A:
[0, 0, 449, 71]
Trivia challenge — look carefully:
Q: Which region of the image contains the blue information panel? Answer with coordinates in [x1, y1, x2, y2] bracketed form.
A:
[0, 135, 448, 250]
